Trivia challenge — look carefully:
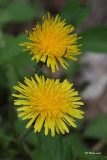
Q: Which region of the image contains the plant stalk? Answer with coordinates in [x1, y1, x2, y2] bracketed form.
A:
[18, 126, 34, 160]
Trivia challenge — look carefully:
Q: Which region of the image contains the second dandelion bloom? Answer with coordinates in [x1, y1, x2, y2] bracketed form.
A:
[20, 12, 82, 73]
[12, 74, 84, 137]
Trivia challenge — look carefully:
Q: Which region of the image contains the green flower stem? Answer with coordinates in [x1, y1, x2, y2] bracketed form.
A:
[17, 62, 44, 159]
[8, 64, 19, 139]
[9, 105, 18, 139]
[18, 126, 34, 160]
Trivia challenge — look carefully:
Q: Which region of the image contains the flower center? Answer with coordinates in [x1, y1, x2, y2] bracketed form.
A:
[40, 27, 66, 56]
[32, 84, 69, 115]
[43, 37, 56, 51]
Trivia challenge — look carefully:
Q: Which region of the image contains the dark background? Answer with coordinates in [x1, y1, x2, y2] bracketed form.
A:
[0, 0, 107, 160]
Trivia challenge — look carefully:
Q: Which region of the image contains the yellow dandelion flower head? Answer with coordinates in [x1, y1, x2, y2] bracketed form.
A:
[20, 12, 82, 73]
[12, 74, 84, 137]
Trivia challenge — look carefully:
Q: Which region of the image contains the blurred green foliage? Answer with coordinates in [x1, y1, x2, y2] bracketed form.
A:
[0, 0, 45, 28]
[60, 0, 91, 27]
[80, 26, 107, 53]
[0, 0, 107, 160]
[84, 115, 107, 139]
[0, 2, 35, 27]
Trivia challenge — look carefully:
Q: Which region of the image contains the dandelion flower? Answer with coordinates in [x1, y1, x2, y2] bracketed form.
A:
[20, 12, 82, 73]
[12, 74, 84, 137]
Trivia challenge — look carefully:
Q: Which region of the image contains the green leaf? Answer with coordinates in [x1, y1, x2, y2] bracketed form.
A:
[2, 34, 36, 83]
[15, 119, 27, 134]
[30, 0, 45, 20]
[15, 119, 38, 147]
[27, 131, 38, 147]
[3, 33, 15, 46]
[33, 149, 50, 160]
[84, 115, 107, 139]
[5, 64, 19, 93]
[6, 2, 35, 23]
[1, 33, 36, 93]
[60, 1, 91, 27]
[0, 34, 25, 64]
[42, 134, 63, 160]
[0, 10, 12, 28]
[67, 133, 100, 159]
[0, 33, 34, 66]
[0, 127, 15, 149]
[91, 156, 107, 160]
[0, 0, 8, 7]
[80, 26, 107, 53]
[102, 157, 107, 160]
[63, 139, 75, 160]
[0, 2, 35, 27]
[11, 53, 35, 66]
